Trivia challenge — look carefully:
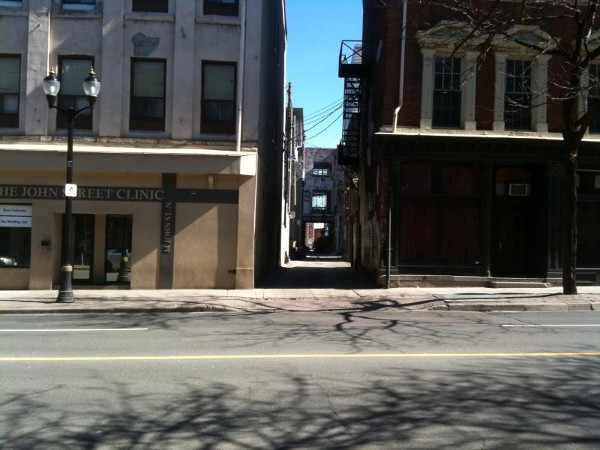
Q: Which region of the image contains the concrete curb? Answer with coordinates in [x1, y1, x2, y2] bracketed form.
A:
[1, 300, 596, 314]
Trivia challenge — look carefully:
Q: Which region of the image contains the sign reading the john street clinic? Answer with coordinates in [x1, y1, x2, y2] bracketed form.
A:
[0, 185, 164, 202]
[0, 205, 32, 228]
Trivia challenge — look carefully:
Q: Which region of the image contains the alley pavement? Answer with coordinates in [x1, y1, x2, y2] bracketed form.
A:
[1, 258, 599, 314]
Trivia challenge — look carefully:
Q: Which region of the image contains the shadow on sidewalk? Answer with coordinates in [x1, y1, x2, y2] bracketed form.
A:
[259, 255, 374, 289]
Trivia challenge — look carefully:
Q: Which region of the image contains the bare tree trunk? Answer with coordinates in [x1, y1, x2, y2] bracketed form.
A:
[562, 152, 578, 294]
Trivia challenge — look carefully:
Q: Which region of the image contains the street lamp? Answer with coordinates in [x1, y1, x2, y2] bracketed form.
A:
[43, 67, 101, 303]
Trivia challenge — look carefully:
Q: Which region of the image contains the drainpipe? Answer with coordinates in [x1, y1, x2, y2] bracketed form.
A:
[392, 0, 408, 133]
[235, 0, 247, 152]
[388, 0, 407, 288]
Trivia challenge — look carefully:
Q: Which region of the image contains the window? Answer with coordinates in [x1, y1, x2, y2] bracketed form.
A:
[0, 205, 31, 268]
[313, 162, 331, 176]
[132, 0, 168, 13]
[202, 62, 236, 134]
[0, 1, 23, 8]
[0, 55, 20, 128]
[130, 59, 166, 131]
[589, 64, 600, 133]
[505, 59, 532, 130]
[62, 0, 95, 10]
[432, 57, 461, 128]
[311, 192, 328, 213]
[57, 57, 94, 130]
[204, 0, 239, 16]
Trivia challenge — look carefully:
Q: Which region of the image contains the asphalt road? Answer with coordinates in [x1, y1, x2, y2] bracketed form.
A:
[1, 310, 599, 449]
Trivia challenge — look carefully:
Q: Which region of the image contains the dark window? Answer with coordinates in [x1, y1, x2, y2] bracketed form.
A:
[589, 64, 600, 133]
[505, 59, 532, 130]
[0, 211, 31, 267]
[63, 0, 95, 8]
[0, 55, 20, 128]
[202, 62, 236, 134]
[132, 0, 168, 13]
[432, 57, 461, 128]
[130, 58, 166, 131]
[57, 57, 94, 130]
[204, 0, 238, 16]
[313, 162, 331, 176]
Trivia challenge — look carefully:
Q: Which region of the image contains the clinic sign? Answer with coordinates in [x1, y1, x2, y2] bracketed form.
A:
[0, 205, 32, 228]
[0, 185, 164, 202]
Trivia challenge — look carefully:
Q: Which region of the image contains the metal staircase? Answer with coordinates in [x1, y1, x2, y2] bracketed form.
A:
[338, 41, 370, 170]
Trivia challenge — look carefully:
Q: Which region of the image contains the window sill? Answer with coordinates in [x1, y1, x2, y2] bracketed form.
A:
[196, 16, 240, 26]
[0, 6, 26, 16]
[125, 13, 175, 22]
[53, 10, 102, 19]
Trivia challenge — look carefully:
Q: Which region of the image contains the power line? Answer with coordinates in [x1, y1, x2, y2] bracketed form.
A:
[303, 97, 344, 120]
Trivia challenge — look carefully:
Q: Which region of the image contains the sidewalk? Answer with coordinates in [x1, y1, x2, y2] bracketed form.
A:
[1, 286, 599, 314]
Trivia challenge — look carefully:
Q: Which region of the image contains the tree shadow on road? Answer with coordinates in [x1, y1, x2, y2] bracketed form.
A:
[2, 357, 599, 449]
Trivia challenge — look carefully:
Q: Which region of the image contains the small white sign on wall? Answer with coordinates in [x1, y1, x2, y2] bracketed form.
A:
[0, 205, 32, 228]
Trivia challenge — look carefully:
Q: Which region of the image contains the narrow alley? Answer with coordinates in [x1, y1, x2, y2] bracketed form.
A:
[261, 256, 373, 289]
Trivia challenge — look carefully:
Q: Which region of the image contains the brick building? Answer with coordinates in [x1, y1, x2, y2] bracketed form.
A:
[339, 1, 600, 287]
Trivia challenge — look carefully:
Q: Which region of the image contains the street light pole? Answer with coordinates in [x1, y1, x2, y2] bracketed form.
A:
[43, 68, 100, 303]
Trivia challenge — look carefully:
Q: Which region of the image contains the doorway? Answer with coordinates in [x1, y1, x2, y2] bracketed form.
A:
[68, 214, 94, 282]
[104, 215, 132, 283]
[491, 167, 544, 277]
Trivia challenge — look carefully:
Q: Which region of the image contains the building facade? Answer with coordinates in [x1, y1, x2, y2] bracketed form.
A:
[301, 147, 344, 254]
[339, 1, 600, 287]
[0, 0, 286, 289]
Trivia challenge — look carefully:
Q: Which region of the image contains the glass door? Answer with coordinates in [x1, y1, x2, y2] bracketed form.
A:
[69, 214, 94, 282]
[105, 216, 132, 283]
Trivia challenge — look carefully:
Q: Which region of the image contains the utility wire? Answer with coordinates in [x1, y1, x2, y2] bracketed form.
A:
[302, 97, 344, 120]
[305, 111, 343, 143]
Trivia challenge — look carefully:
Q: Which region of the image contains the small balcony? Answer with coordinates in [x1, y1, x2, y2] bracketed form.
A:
[338, 40, 371, 78]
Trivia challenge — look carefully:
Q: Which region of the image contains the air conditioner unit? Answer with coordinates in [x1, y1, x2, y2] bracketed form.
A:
[508, 183, 530, 197]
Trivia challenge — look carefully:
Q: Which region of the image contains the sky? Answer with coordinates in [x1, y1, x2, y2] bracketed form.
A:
[286, 0, 363, 149]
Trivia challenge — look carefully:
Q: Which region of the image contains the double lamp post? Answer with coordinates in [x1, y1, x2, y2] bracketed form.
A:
[42, 68, 101, 303]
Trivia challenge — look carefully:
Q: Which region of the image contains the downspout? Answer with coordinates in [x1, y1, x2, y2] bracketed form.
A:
[388, 0, 407, 288]
[236, 0, 247, 152]
[392, 0, 408, 133]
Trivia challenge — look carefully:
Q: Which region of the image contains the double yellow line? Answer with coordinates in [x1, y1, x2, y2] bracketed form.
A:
[2, 351, 600, 362]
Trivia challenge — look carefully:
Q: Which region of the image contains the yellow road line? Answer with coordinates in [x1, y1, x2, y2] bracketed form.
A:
[1, 351, 600, 362]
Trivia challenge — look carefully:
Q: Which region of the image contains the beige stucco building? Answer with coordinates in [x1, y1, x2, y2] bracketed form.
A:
[0, 0, 286, 290]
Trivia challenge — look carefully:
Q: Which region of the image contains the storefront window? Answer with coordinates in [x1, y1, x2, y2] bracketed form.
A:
[0, 204, 31, 267]
[0, 228, 30, 267]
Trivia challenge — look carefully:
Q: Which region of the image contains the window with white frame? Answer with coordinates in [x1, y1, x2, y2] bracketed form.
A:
[505, 59, 533, 130]
[433, 57, 462, 128]
[417, 22, 480, 130]
[492, 26, 554, 132]
[0, 55, 20, 128]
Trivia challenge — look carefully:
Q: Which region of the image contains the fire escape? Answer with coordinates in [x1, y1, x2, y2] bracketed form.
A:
[338, 40, 370, 169]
